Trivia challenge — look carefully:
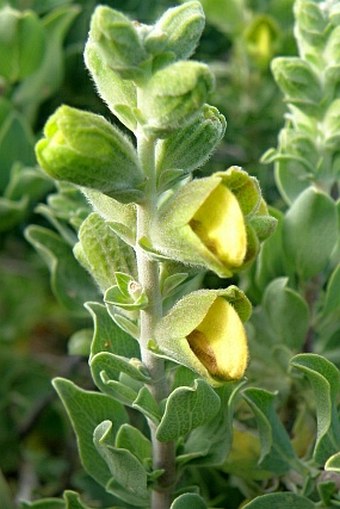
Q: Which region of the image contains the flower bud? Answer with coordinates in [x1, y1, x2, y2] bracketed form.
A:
[87, 5, 147, 80]
[154, 287, 251, 384]
[35, 105, 144, 203]
[145, 1, 205, 60]
[139, 61, 214, 136]
[150, 167, 275, 276]
[155, 104, 226, 178]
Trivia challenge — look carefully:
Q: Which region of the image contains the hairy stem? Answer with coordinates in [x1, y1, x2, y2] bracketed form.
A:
[136, 133, 176, 508]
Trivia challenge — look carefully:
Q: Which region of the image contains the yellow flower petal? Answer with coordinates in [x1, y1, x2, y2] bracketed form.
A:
[189, 184, 247, 268]
[187, 296, 248, 380]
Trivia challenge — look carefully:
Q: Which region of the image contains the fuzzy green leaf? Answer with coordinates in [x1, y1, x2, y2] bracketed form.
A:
[283, 187, 338, 279]
[323, 264, 340, 317]
[271, 57, 322, 110]
[52, 378, 128, 488]
[132, 387, 162, 423]
[13, 6, 80, 121]
[74, 213, 136, 293]
[181, 381, 246, 467]
[242, 387, 302, 474]
[93, 420, 149, 506]
[156, 379, 220, 441]
[115, 424, 152, 466]
[170, 493, 207, 509]
[242, 492, 315, 509]
[25, 226, 99, 316]
[262, 277, 309, 350]
[290, 353, 340, 464]
[86, 302, 139, 359]
[63, 491, 91, 509]
[325, 451, 340, 472]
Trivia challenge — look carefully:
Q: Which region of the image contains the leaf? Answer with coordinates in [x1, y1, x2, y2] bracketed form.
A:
[85, 302, 139, 359]
[323, 264, 340, 317]
[0, 468, 15, 509]
[13, 6, 80, 122]
[170, 493, 207, 509]
[0, 195, 28, 232]
[262, 277, 309, 350]
[0, 108, 35, 191]
[242, 492, 315, 509]
[156, 379, 220, 441]
[25, 225, 99, 316]
[242, 387, 302, 475]
[52, 378, 128, 488]
[271, 57, 322, 110]
[181, 381, 246, 467]
[20, 501, 65, 509]
[115, 424, 152, 466]
[290, 353, 340, 464]
[74, 212, 136, 293]
[132, 386, 162, 424]
[325, 451, 340, 472]
[63, 491, 91, 509]
[93, 420, 149, 507]
[282, 187, 338, 279]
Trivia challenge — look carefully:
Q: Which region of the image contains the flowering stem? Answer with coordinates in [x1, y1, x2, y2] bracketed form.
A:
[136, 133, 176, 508]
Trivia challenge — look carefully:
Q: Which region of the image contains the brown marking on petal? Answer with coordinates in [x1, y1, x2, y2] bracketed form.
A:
[187, 329, 218, 375]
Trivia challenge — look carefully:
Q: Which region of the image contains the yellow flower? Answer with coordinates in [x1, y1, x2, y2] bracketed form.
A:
[153, 287, 251, 384]
[189, 184, 247, 269]
[187, 297, 248, 380]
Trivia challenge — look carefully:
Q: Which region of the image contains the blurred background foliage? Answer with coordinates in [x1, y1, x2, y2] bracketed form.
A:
[3, 0, 333, 506]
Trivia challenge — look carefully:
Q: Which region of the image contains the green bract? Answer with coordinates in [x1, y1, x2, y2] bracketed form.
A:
[155, 104, 227, 180]
[35, 105, 144, 202]
[87, 6, 147, 80]
[145, 1, 205, 60]
[139, 60, 214, 136]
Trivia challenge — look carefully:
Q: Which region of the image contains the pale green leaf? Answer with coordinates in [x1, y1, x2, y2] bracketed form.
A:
[242, 492, 315, 509]
[52, 378, 128, 488]
[25, 226, 99, 316]
[262, 277, 309, 350]
[290, 353, 340, 464]
[93, 420, 149, 507]
[242, 387, 302, 474]
[170, 493, 207, 509]
[283, 187, 338, 279]
[115, 424, 152, 465]
[85, 302, 139, 359]
[132, 386, 162, 424]
[156, 379, 220, 441]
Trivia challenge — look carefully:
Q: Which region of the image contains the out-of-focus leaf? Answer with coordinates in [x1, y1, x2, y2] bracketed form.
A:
[0, 195, 28, 231]
[262, 277, 309, 350]
[13, 5, 80, 122]
[0, 468, 15, 509]
[0, 108, 35, 191]
[170, 493, 207, 509]
[52, 378, 128, 489]
[20, 500, 65, 509]
[290, 354, 340, 464]
[325, 451, 340, 472]
[242, 387, 303, 475]
[242, 492, 315, 509]
[282, 187, 338, 279]
[323, 264, 340, 317]
[25, 225, 99, 315]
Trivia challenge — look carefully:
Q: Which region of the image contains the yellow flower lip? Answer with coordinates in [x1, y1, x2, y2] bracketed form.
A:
[189, 183, 247, 269]
[186, 296, 248, 381]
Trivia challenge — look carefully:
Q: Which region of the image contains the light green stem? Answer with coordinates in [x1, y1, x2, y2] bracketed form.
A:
[136, 133, 176, 509]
